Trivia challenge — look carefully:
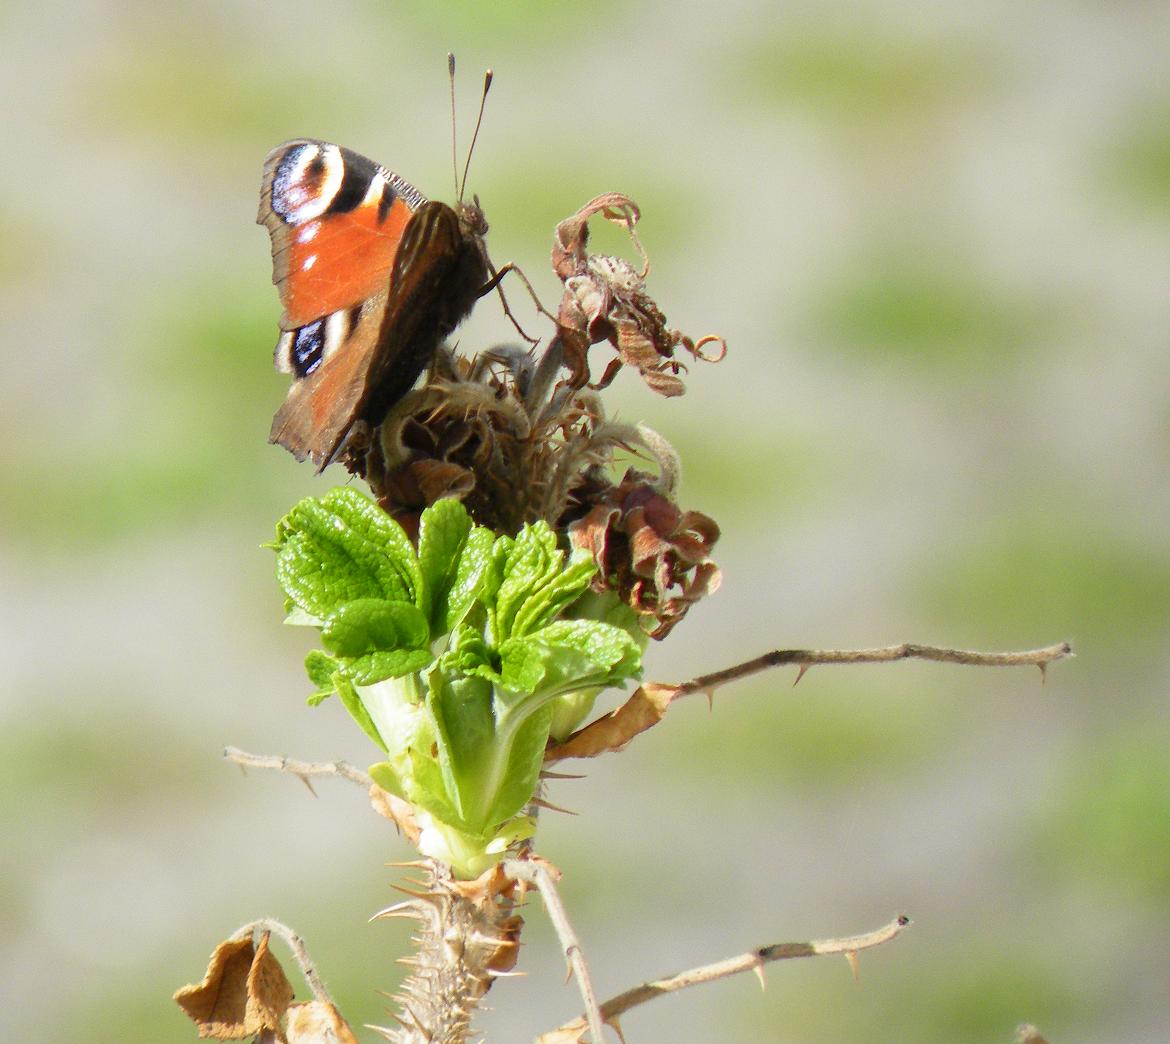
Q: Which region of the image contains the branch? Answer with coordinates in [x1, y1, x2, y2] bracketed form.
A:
[232, 917, 333, 1006]
[538, 916, 911, 1042]
[677, 641, 1074, 697]
[546, 641, 1073, 763]
[503, 859, 606, 1044]
[223, 746, 373, 791]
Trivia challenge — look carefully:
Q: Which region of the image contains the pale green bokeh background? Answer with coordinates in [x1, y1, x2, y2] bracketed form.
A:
[4, 2, 1169, 1041]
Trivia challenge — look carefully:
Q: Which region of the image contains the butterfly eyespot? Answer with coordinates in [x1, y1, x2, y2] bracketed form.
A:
[271, 142, 345, 224]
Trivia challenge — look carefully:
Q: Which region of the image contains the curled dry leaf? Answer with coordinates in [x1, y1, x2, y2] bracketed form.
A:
[545, 682, 680, 763]
[174, 931, 294, 1040]
[569, 470, 721, 638]
[552, 192, 727, 396]
[285, 1000, 359, 1044]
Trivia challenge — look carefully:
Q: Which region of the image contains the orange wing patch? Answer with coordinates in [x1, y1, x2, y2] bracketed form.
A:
[281, 196, 414, 329]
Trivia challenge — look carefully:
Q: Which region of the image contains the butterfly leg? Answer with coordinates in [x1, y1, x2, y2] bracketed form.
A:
[479, 262, 556, 345]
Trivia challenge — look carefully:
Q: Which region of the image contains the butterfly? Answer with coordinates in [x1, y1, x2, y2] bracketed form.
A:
[257, 132, 496, 471]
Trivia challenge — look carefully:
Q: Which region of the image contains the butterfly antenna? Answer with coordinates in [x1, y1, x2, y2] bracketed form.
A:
[459, 67, 493, 202]
[448, 53, 460, 199]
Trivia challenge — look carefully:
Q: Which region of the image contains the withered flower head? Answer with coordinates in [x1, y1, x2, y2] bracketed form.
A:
[552, 193, 726, 397]
[568, 468, 721, 639]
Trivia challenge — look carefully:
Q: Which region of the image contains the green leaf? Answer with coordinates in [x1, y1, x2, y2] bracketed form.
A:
[304, 650, 340, 705]
[321, 599, 430, 658]
[345, 647, 434, 685]
[491, 522, 564, 642]
[273, 490, 422, 619]
[441, 526, 494, 635]
[482, 705, 554, 826]
[368, 757, 465, 831]
[497, 619, 642, 703]
[440, 623, 495, 675]
[334, 673, 387, 751]
[427, 673, 497, 825]
[510, 547, 597, 638]
[416, 499, 472, 633]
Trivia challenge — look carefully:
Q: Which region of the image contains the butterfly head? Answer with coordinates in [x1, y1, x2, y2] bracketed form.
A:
[457, 195, 489, 239]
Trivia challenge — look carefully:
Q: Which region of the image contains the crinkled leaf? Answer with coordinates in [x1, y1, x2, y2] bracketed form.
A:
[492, 523, 564, 641]
[440, 623, 495, 675]
[320, 488, 422, 602]
[345, 647, 434, 685]
[273, 490, 421, 619]
[335, 674, 387, 751]
[441, 526, 494, 634]
[305, 650, 340, 705]
[510, 547, 597, 638]
[497, 619, 642, 706]
[416, 498, 471, 633]
[321, 599, 430, 658]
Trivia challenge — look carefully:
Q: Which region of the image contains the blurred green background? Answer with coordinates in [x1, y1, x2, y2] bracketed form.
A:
[4, 2, 1168, 1041]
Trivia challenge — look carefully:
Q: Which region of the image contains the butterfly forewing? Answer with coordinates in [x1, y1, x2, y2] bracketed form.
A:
[259, 140, 425, 329]
[259, 140, 492, 472]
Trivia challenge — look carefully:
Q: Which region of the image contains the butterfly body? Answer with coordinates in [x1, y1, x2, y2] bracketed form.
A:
[258, 138, 490, 470]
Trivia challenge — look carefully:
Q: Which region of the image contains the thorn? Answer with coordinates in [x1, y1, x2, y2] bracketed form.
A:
[1038, 663, 1047, 685]
[530, 796, 578, 816]
[370, 900, 424, 921]
[704, 687, 716, 710]
[296, 773, 318, 797]
[752, 961, 767, 991]
[391, 885, 433, 900]
[845, 950, 860, 980]
[485, 968, 527, 979]
[613, 1016, 627, 1043]
[793, 664, 810, 686]
[540, 769, 585, 780]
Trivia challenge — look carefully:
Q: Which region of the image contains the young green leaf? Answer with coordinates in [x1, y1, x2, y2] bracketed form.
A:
[321, 599, 430, 658]
[416, 499, 472, 632]
[334, 674, 387, 751]
[496, 619, 642, 703]
[509, 547, 597, 638]
[492, 523, 564, 642]
[439, 526, 494, 635]
[273, 490, 422, 619]
[344, 647, 434, 686]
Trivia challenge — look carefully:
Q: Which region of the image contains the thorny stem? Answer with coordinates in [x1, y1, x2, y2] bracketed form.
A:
[503, 859, 606, 1043]
[677, 640, 1073, 698]
[223, 746, 373, 790]
[231, 918, 332, 1006]
[539, 916, 911, 1042]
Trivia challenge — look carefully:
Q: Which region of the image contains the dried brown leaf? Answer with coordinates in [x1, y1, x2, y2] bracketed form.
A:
[247, 932, 295, 1034]
[544, 682, 680, 763]
[174, 932, 293, 1040]
[285, 1000, 359, 1044]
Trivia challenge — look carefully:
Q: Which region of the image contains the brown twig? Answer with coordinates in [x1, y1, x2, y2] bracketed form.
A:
[677, 641, 1073, 697]
[539, 916, 911, 1042]
[223, 746, 373, 791]
[503, 859, 607, 1043]
[231, 917, 332, 1006]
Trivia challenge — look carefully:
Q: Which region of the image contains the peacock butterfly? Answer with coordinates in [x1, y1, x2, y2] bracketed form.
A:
[257, 63, 498, 471]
